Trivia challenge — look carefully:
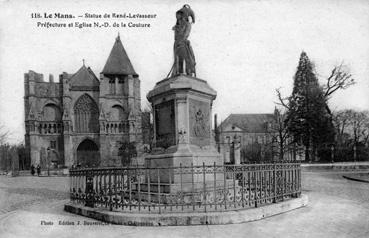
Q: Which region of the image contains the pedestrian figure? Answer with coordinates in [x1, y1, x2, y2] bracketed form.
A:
[36, 164, 41, 176]
[31, 164, 35, 176]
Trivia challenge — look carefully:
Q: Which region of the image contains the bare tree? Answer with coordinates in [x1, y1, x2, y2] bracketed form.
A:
[276, 62, 356, 162]
[350, 110, 369, 146]
[0, 124, 10, 145]
[266, 107, 295, 161]
[275, 88, 290, 110]
[323, 63, 355, 115]
[333, 110, 369, 146]
[333, 110, 353, 145]
[277, 63, 355, 114]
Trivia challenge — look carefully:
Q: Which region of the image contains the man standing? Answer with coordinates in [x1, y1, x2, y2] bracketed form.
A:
[30, 164, 35, 176]
[36, 164, 41, 176]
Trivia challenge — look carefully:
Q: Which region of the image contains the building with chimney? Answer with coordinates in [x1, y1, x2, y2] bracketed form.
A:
[24, 35, 150, 168]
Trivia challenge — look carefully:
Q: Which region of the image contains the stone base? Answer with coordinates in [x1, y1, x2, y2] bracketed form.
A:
[64, 194, 308, 226]
[142, 144, 233, 203]
[145, 144, 223, 185]
[131, 179, 238, 203]
[146, 144, 223, 167]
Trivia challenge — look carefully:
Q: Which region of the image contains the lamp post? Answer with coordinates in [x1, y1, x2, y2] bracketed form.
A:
[353, 144, 357, 162]
[331, 145, 334, 163]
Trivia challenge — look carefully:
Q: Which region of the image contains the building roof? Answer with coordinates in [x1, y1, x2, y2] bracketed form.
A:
[102, 35, 138, 76]
[69, 65, 99, 87]
[219, 113, 275, 133]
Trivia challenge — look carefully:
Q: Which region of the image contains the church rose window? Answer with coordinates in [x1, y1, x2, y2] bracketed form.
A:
[74, 94, 99, 133]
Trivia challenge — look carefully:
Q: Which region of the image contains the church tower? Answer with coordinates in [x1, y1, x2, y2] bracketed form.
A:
[24, 35, 145, 169]
[99, 35, 143, 166]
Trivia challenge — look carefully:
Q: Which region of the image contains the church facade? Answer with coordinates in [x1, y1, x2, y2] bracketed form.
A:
[24, 36, 146, 168]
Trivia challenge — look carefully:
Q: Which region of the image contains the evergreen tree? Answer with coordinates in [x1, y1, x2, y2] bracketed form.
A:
[286, 52, 335, 161]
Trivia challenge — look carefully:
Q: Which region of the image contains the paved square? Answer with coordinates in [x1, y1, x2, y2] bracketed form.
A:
[0, 171, 368, 238]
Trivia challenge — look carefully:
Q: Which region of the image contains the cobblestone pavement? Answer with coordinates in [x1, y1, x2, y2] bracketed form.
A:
[0, 176, 69, 216]
[0, 171, 368, 238]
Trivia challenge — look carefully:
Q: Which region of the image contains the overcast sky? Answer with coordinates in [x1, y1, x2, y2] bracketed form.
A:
[0, 0, 368, 143]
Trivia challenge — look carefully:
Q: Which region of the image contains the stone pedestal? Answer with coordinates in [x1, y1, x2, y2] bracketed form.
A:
[145, 74, 226, 196]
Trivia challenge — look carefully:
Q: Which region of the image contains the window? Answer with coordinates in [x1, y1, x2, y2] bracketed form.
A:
[42, 104, 61, 121]
[109, 78, 115, 94]
[117, 77, 124, 94]
[50, 141, 56, 149]
[74, 94, 99, 133]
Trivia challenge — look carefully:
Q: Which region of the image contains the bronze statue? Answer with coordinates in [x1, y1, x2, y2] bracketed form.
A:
[169, 5, 196, 77]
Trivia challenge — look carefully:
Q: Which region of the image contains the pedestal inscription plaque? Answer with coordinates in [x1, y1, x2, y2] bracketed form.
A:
[154, 100, 175, 148]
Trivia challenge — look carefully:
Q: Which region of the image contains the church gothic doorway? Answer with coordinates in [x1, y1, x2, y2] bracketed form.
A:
[76, 139, 100, 167]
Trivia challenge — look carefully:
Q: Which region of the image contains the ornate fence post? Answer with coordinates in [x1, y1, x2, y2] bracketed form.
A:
[147, 167, 151, 212]
[191, 162, 195, 211]
[254, 163, 258, 208]
[223, 164, 227, 210]
[69, 169, 73, 201]
[157, 167, 161, 214]
[233, 164, 236, 208]
[213, 162, 217, 210]
[85, 170, 94, 208]
[281, 162, 285, 202]
[273, 162, 277, 203]
[109, 169, 112, 211]
[202, 162, 207, 212]
[180, 163, 183, 211]
[297, 163, 301, 197]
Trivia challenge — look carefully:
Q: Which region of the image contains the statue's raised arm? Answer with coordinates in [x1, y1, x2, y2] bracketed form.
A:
[169, 5, 196, 77]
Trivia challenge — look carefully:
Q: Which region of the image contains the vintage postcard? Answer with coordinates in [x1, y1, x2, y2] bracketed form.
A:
[0, 0, 368, 237]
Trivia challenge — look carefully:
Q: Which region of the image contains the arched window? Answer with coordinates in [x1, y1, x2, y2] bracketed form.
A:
[74, 94, 99, 133]
[42, 104, 61, 121]
[109, 78, 115, 94]
[110, 105, 127, 121]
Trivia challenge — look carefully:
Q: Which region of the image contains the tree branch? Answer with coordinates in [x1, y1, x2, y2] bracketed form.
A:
[275, 88, 290, 110]
[324, 63, 355, 98]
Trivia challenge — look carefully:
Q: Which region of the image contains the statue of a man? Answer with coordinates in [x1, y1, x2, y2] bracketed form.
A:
[171, 5, 196, 77]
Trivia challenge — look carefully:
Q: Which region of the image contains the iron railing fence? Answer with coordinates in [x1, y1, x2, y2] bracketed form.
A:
[69, 162, 301, 213]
